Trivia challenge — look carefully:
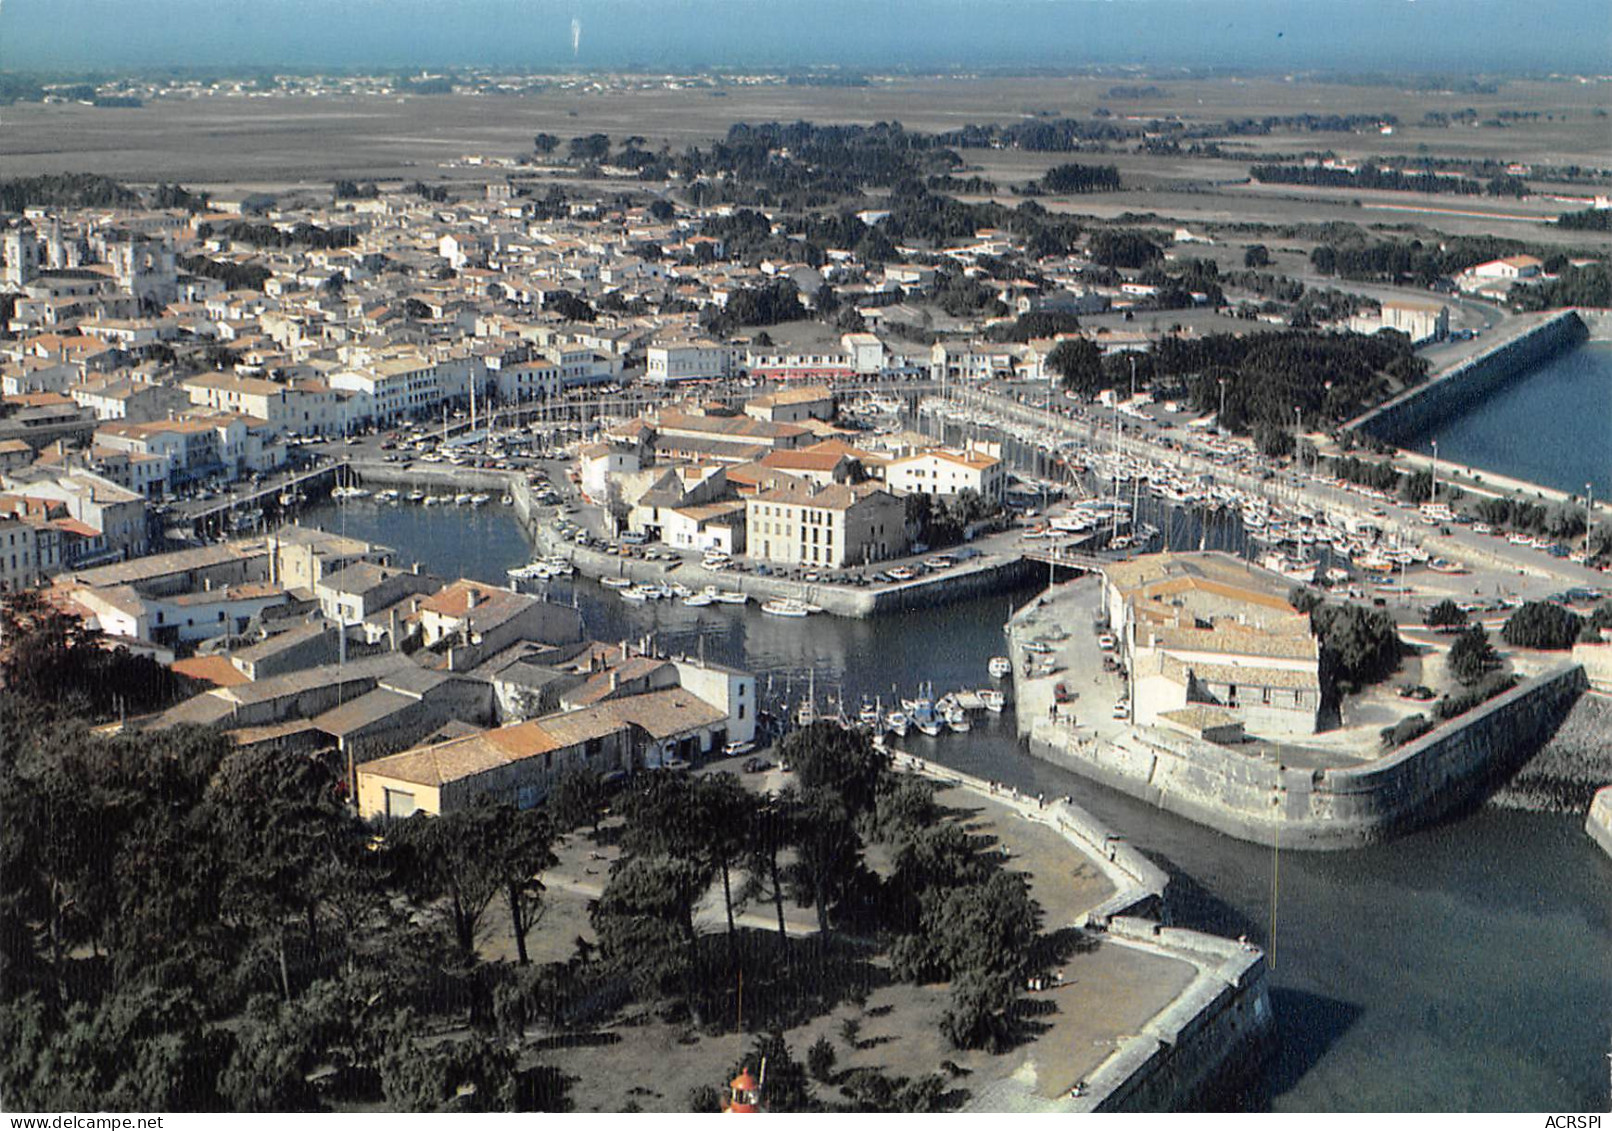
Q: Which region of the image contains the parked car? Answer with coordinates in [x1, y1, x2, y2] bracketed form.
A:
[1054, 681, 1073, 704]
[742, 756, 772, 774]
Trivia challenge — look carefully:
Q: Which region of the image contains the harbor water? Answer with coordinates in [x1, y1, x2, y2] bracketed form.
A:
[308, 498, 1612, 1111]
[1406, 341, 1612, 498]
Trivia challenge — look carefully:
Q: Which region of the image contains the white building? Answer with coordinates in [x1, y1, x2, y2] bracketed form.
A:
[885, 446, 1007, 503]
[645, 339, 735, 384]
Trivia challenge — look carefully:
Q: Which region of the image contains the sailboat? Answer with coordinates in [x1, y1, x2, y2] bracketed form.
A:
[857, 696, 882, 730]
[796, 669, 818, 729]
[910, 683, 943, 737]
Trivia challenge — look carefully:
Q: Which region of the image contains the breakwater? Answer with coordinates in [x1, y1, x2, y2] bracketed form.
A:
[898, 756, 1272, 1113]
[1349, 310, 1590, 445]
[1085, 919, 1273, 1113]
[1011, 577, 1589, 847]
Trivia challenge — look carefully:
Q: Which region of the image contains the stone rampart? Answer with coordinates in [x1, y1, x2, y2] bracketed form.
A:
[1349, 311, 1589, 444]
[897, 757, 1271, 1112]
[1024, 663, 1589, 849]
[1086, 919, 1274, 1112]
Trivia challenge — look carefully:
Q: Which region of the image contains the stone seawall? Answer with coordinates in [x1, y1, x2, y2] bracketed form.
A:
[510, 475, 1041, 618]
[1588, 787, 1612, 860]
[898, 757, 1271, 1112]
[900, 756, 1169, 922]
[1020, 655, 1588, 849]
[349, 462, 521, 495]
[1350, 310, 1589, 444]
[1085, 919, 1273, 1113]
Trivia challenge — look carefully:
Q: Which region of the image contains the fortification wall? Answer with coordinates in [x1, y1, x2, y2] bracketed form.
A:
[1087, 920, 1274, 1113]
[899, 758, 1271, 1112]
[1024, 664, 1589, 849]
[1350, 311, 1589, 444]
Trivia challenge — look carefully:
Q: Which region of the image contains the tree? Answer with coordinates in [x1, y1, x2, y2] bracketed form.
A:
[1425, 599, 1469, 629]
[1502, 602, 1583, 650]
[204, 744, 356, 1001]
[694, 773, 756, 944]
[590, 855, 704, 1003]
[1087, 229, 1162, 269]
[1046, 337, 1104, 395]
[780, 723, 886, 817]
[1310, 600, 1403, 693]
[380, 1033, 517, 1112]
[532, 133, 559, 155]
[731, 1033, 813, 1112]
[567, 134, 611, 163]
[1254, 421, 1295, 459]
[388, 809, 506, 966]
[742, 790, 799, 959]
[806, 1035, 837, 1083]
[890, 870, 1039, 986]
[547, 769, 606, 834]
[1289, 586, 1324, 615]
[1400, 469, 1433, 504]
[784, 787, 867, 936]
[487, 809, 557, 967]
[1447, 625, 1499, 686]
[1039, 163, 1120, 195]
[1244, 244, 1272, 268]
[939, 969, 1017, 1053]
[0, 591, 181, 718]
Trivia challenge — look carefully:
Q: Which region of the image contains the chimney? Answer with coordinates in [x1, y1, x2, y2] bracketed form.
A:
[413, 560, 422, 575]
[609, 671, 620, 692]
[466, 587, 479, 610]
[389, 606, 399, 652]
[621, 639, 630, 661]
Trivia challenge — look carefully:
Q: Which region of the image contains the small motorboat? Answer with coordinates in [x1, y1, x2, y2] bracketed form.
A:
[988, 656, 1012, 679]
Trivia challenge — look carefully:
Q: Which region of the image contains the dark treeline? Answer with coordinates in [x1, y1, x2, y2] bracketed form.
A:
[935, 117, 1137, 152]
[1513, 262, 1612, 310]
[1154, 329, 1426, 436]
[1, 173, 139, 213]
[1032, 163, 1122, 195]
[1556, 208, 1612, 232]
[673, 121, 961, 211]
[152, 183, 210, 213]
[201, 220, 360, 251]
[1250, 162, 1528, 198]
[1309, 234, 1560, 287]
[177, 254, 271, 292]
[1208, 113, 1398, 136]
[1251, 162, 1528, 198]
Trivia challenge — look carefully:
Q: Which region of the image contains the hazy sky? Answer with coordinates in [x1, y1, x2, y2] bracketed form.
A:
[3, 0, 1607, 74]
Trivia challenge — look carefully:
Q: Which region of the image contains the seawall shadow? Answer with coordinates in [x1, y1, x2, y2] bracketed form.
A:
[1206, 986, 1364, 1111]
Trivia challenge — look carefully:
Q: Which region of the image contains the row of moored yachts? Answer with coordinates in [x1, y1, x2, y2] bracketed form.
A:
[803, 681, 1006, 739]
[336, 486, 504, 507]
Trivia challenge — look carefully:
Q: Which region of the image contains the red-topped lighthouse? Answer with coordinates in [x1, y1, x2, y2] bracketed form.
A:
[723, 1067, 763, 1113]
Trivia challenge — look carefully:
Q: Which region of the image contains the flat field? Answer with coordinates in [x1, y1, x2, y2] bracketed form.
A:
[4, 74, 1607, 188]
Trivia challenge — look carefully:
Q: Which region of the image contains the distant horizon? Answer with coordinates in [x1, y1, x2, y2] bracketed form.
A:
[4, 0, 1609, 76]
